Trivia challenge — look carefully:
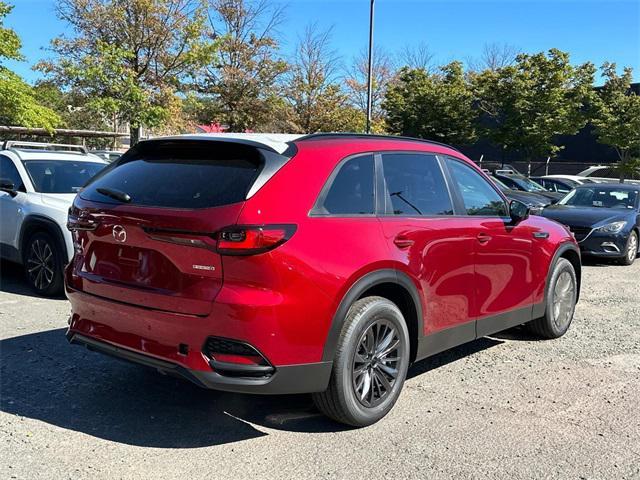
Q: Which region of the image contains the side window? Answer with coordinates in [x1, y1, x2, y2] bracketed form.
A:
[321, 154, 375, 215]
[553, 181, 571, 194]
[446, 159, 508, 216]
[381, 153, 453, 216]
[0, 155, 25, 191]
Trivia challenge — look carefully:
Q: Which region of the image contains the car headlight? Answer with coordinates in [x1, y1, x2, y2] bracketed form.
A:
[596, 221, 627, 233]
[529, 205, 544, 215]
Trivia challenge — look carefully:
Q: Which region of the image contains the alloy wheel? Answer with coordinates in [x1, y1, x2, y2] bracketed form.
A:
[351, 319, 403, 408]
[627, 233, 638, 263]
[27, 239, 55, 291]
[552, 271, 575, 329]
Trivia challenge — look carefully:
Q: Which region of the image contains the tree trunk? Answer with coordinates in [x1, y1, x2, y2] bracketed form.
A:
[619, 150, 627, 184]
[130, 125, 141, 147]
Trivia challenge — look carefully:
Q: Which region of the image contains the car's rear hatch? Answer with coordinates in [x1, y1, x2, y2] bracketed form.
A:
[68, 139, 288, 316]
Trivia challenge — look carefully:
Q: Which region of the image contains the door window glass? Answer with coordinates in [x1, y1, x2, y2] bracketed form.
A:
[447, 159, 508, 216]
[0, 156, 25, 191]
[381, 153, 453, 216]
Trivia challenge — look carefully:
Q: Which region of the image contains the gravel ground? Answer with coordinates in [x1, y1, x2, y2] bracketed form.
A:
[1, 258, 639, 480]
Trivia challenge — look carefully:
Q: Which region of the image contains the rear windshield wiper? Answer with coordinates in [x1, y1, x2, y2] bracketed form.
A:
[96, 187, 131, 203]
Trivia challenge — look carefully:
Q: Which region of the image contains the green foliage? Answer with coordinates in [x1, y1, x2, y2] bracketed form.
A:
[384, 61, 477, 145]
[0, 2, 60, 131]
[473, 49, 596, 159]
[591, 63, 640, 179]
[0, 69, 61, 130]
[197, 0, 288, 131]
[39, 0, 214, 144]
[0, 1, 21, 63]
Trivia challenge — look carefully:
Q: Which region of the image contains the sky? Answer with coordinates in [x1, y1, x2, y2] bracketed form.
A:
[4, 0, 640, 84]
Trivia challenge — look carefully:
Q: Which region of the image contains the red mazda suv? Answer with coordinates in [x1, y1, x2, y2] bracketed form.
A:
[65, 133, 581, 426]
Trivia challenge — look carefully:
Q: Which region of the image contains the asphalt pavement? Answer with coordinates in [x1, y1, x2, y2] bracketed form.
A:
[1, 259, 639, 479]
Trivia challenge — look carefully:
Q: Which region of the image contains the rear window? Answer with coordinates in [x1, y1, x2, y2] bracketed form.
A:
[81, 141, 264, 209]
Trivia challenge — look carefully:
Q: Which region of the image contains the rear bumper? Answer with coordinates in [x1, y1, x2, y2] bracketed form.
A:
[67, 332, 332, 395]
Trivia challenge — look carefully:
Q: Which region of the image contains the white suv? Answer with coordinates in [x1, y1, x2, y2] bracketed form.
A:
[0, 141, 108, 295]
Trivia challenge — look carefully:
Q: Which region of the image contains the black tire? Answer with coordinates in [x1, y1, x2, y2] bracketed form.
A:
[23, 231, 64, 296]
[527, 258, 577, 339]
[312, 296, 410, 427]
[619, 230, 638, 266]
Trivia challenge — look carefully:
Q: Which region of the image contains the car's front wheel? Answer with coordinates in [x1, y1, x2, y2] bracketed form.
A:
[313, 296, 410, 427]
[527, 257, 577, 339]
[620, 230, 638, 266]
[24, 232, 64, 296]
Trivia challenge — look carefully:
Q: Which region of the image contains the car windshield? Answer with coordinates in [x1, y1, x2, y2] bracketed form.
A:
[23, 160, 106, 193]
[559, 187, 639, 209]
[489, 176, 510, 191]
[511, 176, 547, 192]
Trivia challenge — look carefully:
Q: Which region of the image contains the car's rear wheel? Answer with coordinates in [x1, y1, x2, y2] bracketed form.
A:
[24, 232, 64, 296]
[620, 231, 638, 266]
[527, 258, 577, 339]
[313, 296, 410, 427]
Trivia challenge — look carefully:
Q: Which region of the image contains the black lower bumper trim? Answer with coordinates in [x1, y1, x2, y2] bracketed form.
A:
[67, 332, 332, 395]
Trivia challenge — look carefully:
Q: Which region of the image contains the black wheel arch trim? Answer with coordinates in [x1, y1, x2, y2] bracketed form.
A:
[19, 215, 68, 263]
[321, 268, 424, 363]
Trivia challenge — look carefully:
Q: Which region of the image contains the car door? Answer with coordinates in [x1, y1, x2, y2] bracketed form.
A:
[0, 155, 27, 249]
[378, 152, 476, 342]
[444, 157, 534, 334]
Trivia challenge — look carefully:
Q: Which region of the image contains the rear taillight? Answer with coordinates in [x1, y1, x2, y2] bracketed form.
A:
[217, 224, 296, 256]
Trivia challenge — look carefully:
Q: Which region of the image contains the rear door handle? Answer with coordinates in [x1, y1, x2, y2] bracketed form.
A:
[477, 233, 492, 244]
[394, 236, 415, 249]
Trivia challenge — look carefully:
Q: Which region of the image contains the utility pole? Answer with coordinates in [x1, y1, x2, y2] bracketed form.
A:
[365, 0, 375, 134]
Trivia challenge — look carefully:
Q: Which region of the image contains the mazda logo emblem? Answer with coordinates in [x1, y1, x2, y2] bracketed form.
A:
[112, 225, 127, 243]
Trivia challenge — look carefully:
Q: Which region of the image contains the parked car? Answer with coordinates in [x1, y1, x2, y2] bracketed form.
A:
[493, 171, 564, 203]
[577, 165, 640, 185]
[65, 133, 581, 426]
[488, 174, 551, 214]
[531, 176, 579, 194]
[542, 184, 640, 265]
[0, 141, 108, 295]
[539, 174, 597, 185]
[90, 150, 122, 163]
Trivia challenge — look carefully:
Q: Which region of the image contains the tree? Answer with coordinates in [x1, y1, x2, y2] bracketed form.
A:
[383, 62, 477, 146]
[196, 0, 287, 131]
[399, 42, 435, 72]
[473, 49, 595, 160]
[468, 42, 519, 72]
[344, 46, 394, 132]
[38, 0, 212, 145]
[0, 1, 20, 62]
[283, 24, 360, 133]
[0, 1, 60, 131]
[591, 63, 640, 182]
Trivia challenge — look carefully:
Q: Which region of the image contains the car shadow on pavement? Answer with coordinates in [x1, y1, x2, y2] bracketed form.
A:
[0, 260, 66, 300]
[0, 328, 503, 447]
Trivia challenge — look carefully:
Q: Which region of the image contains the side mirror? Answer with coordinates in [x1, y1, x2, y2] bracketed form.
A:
[0, 178, 17, 196]
[509, 199, 529, 224]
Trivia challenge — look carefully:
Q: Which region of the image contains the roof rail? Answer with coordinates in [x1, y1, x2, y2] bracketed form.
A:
[2, 140, 88, 154]
[294, 133, 461, 153]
